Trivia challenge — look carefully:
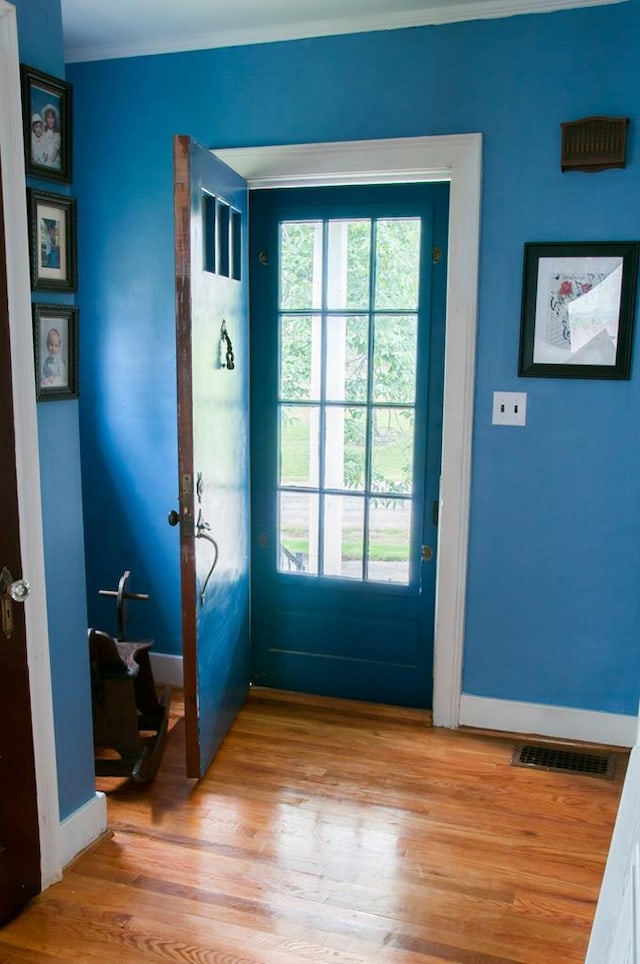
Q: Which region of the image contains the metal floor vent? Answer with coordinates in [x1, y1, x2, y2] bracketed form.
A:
[511, 743, 616, 779]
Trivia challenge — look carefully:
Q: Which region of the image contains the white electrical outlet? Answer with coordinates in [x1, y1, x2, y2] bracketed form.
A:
[492, 391, 527, 427]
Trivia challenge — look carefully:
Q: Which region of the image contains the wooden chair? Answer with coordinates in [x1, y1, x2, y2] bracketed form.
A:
[89, 629, 171, 783]
[88, 572, 171, 783]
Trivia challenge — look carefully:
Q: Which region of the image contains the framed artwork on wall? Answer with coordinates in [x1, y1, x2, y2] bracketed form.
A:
[20, 64, 72, 183]
[32, 303, 79, 401]
[27, 188, 77, 292]
[519, 241, 640, 380]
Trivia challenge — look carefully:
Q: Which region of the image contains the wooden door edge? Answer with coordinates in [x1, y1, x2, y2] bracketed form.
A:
[173, 134, 200, 778]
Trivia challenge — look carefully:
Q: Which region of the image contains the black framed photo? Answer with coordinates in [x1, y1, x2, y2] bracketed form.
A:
[519, 241, 640, 379]
[20, 64, 72, 183]
[32, 304, 79, 401]
[27, 188, 77, 292]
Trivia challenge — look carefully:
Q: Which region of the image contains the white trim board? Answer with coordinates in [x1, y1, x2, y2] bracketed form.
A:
[59, 792, 107, 869]
[460, 693, 637, 748]
[150, 652, 184, 689]
[215, 134, 482, 729]
[585, 745, 640, 962]
[0, 1, 62, 889]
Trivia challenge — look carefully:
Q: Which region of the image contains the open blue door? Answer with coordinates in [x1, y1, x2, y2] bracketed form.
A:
[173, 135, 250, 778]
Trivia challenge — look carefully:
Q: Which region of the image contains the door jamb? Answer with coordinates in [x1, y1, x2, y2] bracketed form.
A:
[215, 134, 482, 726]
[0, 1, 62, 886]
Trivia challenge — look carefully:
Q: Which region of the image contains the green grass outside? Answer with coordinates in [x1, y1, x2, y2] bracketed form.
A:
[281, 412, 412, 487]
[280, 411, 413, 560]
[282, 531, 409, 563]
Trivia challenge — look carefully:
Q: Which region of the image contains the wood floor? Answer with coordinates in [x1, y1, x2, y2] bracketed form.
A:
[0, 689, 627, 963]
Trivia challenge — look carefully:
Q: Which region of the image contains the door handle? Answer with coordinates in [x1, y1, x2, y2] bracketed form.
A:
[167, 509, 180, 526]
[1, 567, 31, 639]
[195, 509, 219, 607]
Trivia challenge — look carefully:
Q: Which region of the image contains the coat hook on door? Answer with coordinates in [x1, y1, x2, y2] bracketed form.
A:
[220, 320, 235, 371]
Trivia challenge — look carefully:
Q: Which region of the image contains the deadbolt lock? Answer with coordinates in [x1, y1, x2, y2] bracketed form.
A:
[421, 545, 434, 561]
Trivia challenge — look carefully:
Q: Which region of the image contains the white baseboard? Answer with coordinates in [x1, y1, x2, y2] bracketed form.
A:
[141, 657, 637, 746]
[459, 693, 637, 748]
[59, 791, 107, 868]
[150, 652, 183, 688]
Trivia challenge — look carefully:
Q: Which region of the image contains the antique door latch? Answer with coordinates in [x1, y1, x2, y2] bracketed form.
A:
[1, 567, 30, 639]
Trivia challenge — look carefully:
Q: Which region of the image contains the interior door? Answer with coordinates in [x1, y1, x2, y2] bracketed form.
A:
[173, 136, 251, 779]
[0, 162, 41, 920]
[250, 182, 449, 708]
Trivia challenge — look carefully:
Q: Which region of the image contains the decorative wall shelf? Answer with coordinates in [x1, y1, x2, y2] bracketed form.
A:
[561, 115, 629, 172]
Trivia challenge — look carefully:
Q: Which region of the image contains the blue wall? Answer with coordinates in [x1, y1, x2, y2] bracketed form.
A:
[68, 0, 640, 718]
[14, 0, 95, 819]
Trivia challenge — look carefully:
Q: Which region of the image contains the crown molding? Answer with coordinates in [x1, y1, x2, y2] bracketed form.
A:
[64, 0, 627, 63]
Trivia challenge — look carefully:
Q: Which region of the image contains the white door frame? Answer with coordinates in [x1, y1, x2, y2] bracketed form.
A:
[215, 134, 482, 725]
[0, 1, 62, 887]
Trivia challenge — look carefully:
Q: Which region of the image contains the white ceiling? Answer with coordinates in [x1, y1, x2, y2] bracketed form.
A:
[61, 0, 626, 63]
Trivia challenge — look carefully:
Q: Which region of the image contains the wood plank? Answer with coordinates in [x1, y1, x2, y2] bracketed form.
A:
[1, 688, 626, 963]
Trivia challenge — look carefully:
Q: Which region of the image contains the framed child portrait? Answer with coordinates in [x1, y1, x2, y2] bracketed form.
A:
[20, 64, 72, 183]
[27, 188, 77, 292]
[32, 304, 79, 401]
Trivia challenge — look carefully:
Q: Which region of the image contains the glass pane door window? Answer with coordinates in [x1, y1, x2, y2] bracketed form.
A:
[277, 216, 422, 585]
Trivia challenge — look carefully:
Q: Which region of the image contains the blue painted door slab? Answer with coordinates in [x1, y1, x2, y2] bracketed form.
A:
[174, 136, 250, 778]
[249, 183, 449, 708]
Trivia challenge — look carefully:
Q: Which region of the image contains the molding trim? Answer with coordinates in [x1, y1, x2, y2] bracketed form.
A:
[214, 134, 469, 187]
[215, 134, 482, 728]
[59, 792, 107, 869]
[150, 652, 184, 689]
[0, 1, 62, 889]
[585, 745, 640, 962]
[459, 693, 637, 748]
[64, 0, 628, 63]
